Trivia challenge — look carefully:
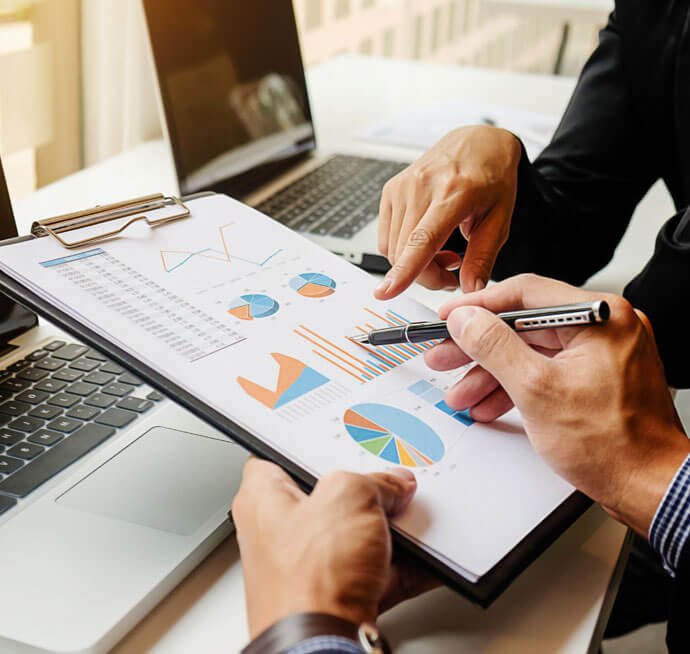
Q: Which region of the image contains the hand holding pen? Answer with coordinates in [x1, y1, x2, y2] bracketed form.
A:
[354, 301, 609, 346]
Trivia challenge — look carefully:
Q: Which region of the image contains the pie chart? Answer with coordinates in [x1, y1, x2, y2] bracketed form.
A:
[289, 272, 336, 298]
[228, 294, 280, 320]
[344, 403, 444, 467]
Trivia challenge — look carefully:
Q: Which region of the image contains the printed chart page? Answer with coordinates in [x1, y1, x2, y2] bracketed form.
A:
[0, 194, 573, 581]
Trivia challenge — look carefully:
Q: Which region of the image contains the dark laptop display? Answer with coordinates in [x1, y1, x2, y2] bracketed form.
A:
[144, 0, 315, 197]
[0, 161, 37, 345]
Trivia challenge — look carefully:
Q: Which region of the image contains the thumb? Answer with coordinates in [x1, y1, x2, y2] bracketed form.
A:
[366, 469, 417, 517]
[446, 306, 546, 402]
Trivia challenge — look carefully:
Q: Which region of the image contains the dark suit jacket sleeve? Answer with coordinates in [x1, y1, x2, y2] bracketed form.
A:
[667, 538, 690, 652]
[492, 10, 659, 286]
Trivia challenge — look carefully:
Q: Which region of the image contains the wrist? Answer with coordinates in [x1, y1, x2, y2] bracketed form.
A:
[606, 431, 690, 536]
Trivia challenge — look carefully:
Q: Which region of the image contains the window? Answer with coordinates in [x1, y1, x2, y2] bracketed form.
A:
[383, 28, 395, 57]
[413, 15, 425, 58]
[431, 6, 443, 52]
[305, 0, 323, 30]
[447, 1, 457, 42]
[362, 0, 375, 8]
[335, 0, 350, 20]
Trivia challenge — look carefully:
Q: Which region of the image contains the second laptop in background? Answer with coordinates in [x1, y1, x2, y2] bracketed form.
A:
[143, 0, 406, 272]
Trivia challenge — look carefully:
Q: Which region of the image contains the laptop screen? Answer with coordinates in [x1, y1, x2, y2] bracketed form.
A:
[0, 158, 37, 342]
[143, 0, 316, 197]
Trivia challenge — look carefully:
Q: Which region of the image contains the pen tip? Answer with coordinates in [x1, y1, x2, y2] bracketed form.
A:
[350, 334, 369, 344]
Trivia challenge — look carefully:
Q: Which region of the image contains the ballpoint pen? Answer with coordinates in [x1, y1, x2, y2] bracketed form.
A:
[351, 301, 610, 346]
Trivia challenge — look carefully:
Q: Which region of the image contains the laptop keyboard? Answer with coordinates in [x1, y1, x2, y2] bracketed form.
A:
[0, 340, 163, 513]
[255, 154, 407, 239]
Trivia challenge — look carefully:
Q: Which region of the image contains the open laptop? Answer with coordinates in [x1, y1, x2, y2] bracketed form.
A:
[0, 161, 248, 651]
[143, 0, 406, 273]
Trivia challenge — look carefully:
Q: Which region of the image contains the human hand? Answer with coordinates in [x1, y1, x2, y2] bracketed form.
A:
[424, 274, 690, 536]
[231, 459, 417, 638]
[375, 125, 521, 300]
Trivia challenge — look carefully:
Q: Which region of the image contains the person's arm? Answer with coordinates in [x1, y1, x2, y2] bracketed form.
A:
[376, 8, 662, 297]
[233, 462, 416, 653]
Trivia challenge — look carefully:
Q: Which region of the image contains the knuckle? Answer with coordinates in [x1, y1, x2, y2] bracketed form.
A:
[407, 226, 437, 250]
[230, 491, 249, 525]
[470, 318, 510, 359]
[606, 295, 636, 326]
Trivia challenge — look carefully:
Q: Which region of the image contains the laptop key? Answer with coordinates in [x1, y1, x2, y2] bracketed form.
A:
[46, 417, 83, 434]
[47, 393, 80, 409]
[0, 423, 115, 497]
[84, 393, 116, 409]
[51, 344, 89, 361]
[0, 379, 31, 393]
[35, 378, 67, 393]
[119, 373, 142, 386]
[82, 371, 115, 386]
[28, 430, 64, 447]
[15, 389, 50, 405]
[102, 383, 134, 398]
[0, 495, 16, 515]
[34, 357, 66, 372]
[84, 348, 108, 362]
[95, 407, 137, 428]
[16, 367, 49, 382]
[29, 404, 63, 420]
[27, 350, 49, 361]
[7, 442, 44, 460]
[0, 430, 24, 446]
[116, 397, 153, 413]
[69, 358, 100, 373]
[44, 340, 66, 352]
[8, 359, 31, 372]
[66, 405, 100, 421]
[52, 368, 83, 382]
[7, 416, 45, 434]
[0, 456, 22, 474]
[0, 400, 32, 417]
[65, 382, 98, 397]
[147, 391, 164, 402]
[100, 362, 125, 375]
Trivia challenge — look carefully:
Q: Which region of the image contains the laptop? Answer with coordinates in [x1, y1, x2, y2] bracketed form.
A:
[0, 160, 248, 651]
[143, 0, 406, 273]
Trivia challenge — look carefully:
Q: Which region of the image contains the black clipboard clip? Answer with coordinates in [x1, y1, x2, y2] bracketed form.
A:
[30, 193, 190, 249]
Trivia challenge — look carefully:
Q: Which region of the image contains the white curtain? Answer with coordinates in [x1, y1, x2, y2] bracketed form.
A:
[81, 0, 162, 166]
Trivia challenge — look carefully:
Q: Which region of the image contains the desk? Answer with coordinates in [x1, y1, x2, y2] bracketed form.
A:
[14, 55, 657, 653]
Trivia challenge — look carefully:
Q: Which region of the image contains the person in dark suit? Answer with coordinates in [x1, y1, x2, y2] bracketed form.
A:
[372, 2, 690, 645]
[232, 275, 690, 654]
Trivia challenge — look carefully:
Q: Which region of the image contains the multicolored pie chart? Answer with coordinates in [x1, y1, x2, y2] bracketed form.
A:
[344, 403, 444, 467]
[289, 273, 336, 298]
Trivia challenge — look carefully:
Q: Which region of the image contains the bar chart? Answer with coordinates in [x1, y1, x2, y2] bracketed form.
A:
[294, 307, 433, 383]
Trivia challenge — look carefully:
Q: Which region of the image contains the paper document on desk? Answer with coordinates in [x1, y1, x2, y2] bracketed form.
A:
[0, 194, 573, 583]
[359, 100, 559, 160]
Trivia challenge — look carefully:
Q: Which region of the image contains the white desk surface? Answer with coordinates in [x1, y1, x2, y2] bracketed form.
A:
[15, 54, 669, 653]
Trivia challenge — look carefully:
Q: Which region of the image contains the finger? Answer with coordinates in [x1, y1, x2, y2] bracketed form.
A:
[468, 386, 515, 422]
[366, 469, 417, 517]
[393, 191, 430, 264]
[443, 365, 500, 410]
[446, 305, 549, 404]
[439, 273, 595, 319]
[377, 207, 459, 299]
[386, 199, 406, 263]
[377, 189, 393, 256]
[379, 554, 442, 613]
[458, 207, 509, 292]
[232, 458, 302, 526]
[424, 339, 472, 371]
[414, 255, 461, 291]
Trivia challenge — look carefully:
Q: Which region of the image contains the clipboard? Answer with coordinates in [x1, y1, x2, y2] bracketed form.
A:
[0, 192, 592, 607]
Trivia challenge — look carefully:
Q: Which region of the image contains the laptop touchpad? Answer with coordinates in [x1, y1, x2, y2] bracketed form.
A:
[57, 427, 246, 535]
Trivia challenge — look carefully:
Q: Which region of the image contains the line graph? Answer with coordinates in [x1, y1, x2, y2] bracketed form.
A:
[159, 223, 283, 273]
